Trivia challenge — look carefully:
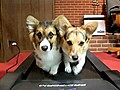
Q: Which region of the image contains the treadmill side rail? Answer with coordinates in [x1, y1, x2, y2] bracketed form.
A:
[0, 72, 23, 90]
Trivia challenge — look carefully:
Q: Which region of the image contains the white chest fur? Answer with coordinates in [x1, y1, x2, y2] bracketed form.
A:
[34, 48, 62, 74]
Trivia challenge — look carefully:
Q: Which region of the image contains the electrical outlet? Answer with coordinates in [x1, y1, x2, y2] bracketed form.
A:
[9, 41, 17, 46]
[7, 40, 17, 47]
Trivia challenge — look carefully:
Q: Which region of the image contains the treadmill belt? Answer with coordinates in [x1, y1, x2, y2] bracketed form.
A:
[26, 59, 101, 80]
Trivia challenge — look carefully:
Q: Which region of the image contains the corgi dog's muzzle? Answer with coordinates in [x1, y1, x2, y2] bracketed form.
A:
[28, 21, 58, 52]
[40, 38, 51, 52]
[62, 27, 88, 63]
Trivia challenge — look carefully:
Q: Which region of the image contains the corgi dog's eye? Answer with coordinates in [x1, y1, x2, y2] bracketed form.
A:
[79, 41, 84, 46]
[48, 32, 54, 39]
[37, 32, 42, 39]
[67, 40, 72, 46]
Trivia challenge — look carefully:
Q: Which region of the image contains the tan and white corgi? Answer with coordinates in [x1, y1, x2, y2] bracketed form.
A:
[54, 15, 98, 75]
[26, 16, 62, 75]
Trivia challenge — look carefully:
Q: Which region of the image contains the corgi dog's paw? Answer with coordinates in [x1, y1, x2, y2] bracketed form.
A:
[49, 68, 57, 75]
[72, 66, 82, 75]
[65, 64, 72, 73]
[49, 66, 58, 75]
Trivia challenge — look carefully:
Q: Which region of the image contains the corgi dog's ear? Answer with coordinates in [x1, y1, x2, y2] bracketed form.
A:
[52, 15, 72, 37]
[81, 21, 98, 38]
[26, 15, 39, 32]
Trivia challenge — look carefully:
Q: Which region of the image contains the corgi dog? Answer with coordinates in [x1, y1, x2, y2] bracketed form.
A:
[26, 16, 62, 75]
[53, 15, 98, 75]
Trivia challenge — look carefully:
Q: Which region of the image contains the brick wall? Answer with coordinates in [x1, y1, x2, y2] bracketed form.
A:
[54, 0, 106, 26]
[54, 0, 120, 52]
[89, 33, 120, 52]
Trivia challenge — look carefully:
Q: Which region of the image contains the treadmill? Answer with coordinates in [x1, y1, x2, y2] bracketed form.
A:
[0, 51, 120, 90]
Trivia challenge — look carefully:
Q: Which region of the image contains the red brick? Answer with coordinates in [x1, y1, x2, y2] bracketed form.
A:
[102, 35, 109, 39]
[92, 36, 102, 39]
[108, 35, 117, 39]
[60, 5, 67, 9]
[90, 39, 96, 43]
[88, 48, 97, 52]
[90, 43, 101, 47]
[74, 1, 82, 3]
[66, 1, 75, 3]
[116, 34, 120, 39]
[97, 39, 108, 43]
[102, 43, 113, 47]
[108, 39, 118, 43]
[98, 48, 108, 52]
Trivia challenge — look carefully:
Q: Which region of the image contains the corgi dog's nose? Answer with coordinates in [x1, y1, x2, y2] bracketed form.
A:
[41, 45, 48, 51]
[72, 55, 78, 61]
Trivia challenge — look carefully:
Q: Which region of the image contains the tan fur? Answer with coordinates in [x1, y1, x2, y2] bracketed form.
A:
[26, 15, 62, 75]
[54, 15, 98, 75]
[52, 15, 72, 37]
[32, 25, 58, 49]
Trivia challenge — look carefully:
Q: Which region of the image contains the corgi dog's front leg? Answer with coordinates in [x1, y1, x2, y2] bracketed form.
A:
[64, 61, 72, 73]
[64, 54, 72, 73]
[50, 61, 61, 75]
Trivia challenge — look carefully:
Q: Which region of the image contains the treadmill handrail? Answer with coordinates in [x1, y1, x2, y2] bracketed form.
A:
[86, 51, 110, 72]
